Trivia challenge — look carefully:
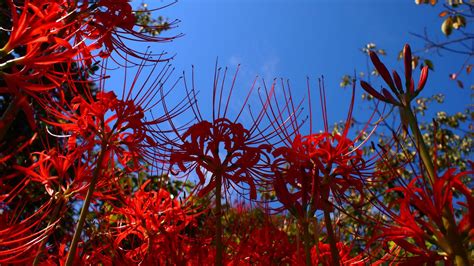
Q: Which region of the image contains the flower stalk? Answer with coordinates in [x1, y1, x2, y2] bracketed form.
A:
[405, 105, 470, 266]
[65, 141, 107, 266]
[362, 43, 471, 266]
[401, 64, 470, 266]
[323, 204, 340, 266]
[301, 218, 312, 266]
[215, 172, 223, 266]
[403, 105, 435, 183]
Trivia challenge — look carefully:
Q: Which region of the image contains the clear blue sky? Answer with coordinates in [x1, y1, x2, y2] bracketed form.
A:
[123, 0, 471, 130]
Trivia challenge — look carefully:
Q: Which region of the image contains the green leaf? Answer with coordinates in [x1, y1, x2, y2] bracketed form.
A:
[441, 17, 453, 36]
[339, 75, 352, 88]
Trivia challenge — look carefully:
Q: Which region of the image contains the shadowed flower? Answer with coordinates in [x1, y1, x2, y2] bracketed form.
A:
[268, 78, 379, 265]
[168, 64, 277, 201]
[171, 117, 271, 200]
[271, 79, 373, 217]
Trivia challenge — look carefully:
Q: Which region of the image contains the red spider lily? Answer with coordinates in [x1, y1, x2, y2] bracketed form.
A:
[43, 59, 177, 171]
[0, 0, 77, 142]
[38, 59, 182, 264]
[171, 117, 272, 200]
[167, 64, 281, 266]
[0, 0, 70, 55]
[268, 78, 379, 265]
[271, 79, 373, 217]
[70, 0, 180, 62]
[272, 132, 367, 217]
[360, 44, 429, 107]
[45, 91, 155, 171]
[0, 145, 104, 264]
[110, 180, 198, 265]
[310, 242, 367, 266]
[0, 199, 59, 264]
[12, 147, 96, 197]
[230, 224, 295, 265]
[168, 65, 277, 200]
[0, 0, 178, 66]
[370, 167, 473, 265]
[0, 0, 77, 90]
[0, 0, 178, 145]
[359, 44, 431, 167]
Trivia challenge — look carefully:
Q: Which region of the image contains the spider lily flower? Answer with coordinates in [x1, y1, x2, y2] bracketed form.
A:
[168, 64, 277, 201]
[0, 0, 179, 65]
[231, 224, 295, 264]
[310, 242, 367, 266]
[110, 180, 197, 265]
[0, 0, 71, 59]
[0, 0, 179, 95]
[44, 90, 152, 170]
[0, 198, 59, 264]
[39, 59, 182, 264]
[170, 117, 272, 200]
[268, 78, 379, 266]
[271, 79, 375, 218]
[44, 58, 178, 172]
[0, 0, 78, 142]
[2, 146, 102, 264]
[0, 0, 78, 89]
[0, 0, 178, 148]
[360, 44, 436, 183]
[272, 133, 367, 218]
[167, 64, 282, 266]
[12, 148, 95, 198]
[71, 0, 181, 63]
[370, 167, 473, 265]
[360, 44, 429, 107]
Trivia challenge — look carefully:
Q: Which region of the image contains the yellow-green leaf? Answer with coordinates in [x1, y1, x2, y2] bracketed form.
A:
[424, 59, 434, 71]
[441, 17, 453, 36]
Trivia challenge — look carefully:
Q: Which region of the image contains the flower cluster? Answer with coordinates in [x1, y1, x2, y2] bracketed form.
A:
[0, 0, 471, 264]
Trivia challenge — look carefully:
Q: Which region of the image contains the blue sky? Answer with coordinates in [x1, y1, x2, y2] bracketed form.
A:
[123, 0, 471, 131]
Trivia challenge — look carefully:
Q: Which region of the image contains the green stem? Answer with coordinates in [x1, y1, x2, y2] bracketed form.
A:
[302, 218, 312, 266]
[404, 107, 435, 183]
[323, 207, 340, 266]
[65, 146, 106, 266]
[442, 209, 471, 266]
[215, 174, 223, 266]
[313, 218, 320, 258]
[296, 222, 301, 262]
